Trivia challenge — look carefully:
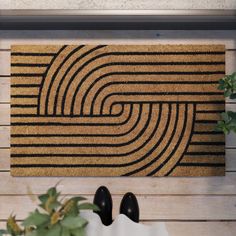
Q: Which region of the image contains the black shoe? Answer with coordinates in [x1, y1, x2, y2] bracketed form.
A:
[93, 186, 113, 226]
[119, 192, 139, 223]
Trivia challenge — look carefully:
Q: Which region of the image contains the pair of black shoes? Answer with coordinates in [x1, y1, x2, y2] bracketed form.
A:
[93, 186, 140, 226]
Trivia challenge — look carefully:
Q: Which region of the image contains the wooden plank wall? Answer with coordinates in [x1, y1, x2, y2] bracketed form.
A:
[0, 30, 236, 236]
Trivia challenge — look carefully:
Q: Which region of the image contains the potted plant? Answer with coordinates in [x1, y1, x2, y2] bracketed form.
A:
[0, 186, 99, 236]
[216, 72, 236, 134]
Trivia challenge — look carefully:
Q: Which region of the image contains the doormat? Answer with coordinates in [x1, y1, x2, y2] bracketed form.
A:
[11, 45, 225, 176]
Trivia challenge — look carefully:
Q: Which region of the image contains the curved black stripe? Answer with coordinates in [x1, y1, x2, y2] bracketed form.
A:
[123, 104, 178, 176]
[12, 51, 225, 57]
[55, 61, 224, 67]
[88, 80, 219, 115]
[11, 104, 166, 168]
[11, 104, 163, 162]
[148, 104, 189, 176]
[11, 162, 225, 169]
[11, 112, 123, 118]
[109, 104, 124, 116]
[53, 50, 224, 115]
[11, 104, 142, 138]
[11, 104, 133, 127]
[112, 101, 224, 105]
[53, 45, 106, 115]
[84, 77, 219, 114]
[165, 104, 196, 176]
[69, 61, 224, 114]
[11, 104, 150, 148]
[100, 92, 222, 114]
[44, 45, 85, 115]
[38, 46, 67, 115]
[11, 107, 124, 118]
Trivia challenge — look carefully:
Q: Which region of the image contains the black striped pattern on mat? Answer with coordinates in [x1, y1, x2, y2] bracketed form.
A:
[10, 45, 225, 176]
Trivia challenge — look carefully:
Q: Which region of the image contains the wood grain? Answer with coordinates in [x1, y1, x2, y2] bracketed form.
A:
[226, 149, 236, 171]
[0, 195, 236, 220]
[0, 78, 9, 103]
[0, 52, 10, 76]
[0, 149, 9, 170]
[0, 171, 236, 195]
[0, 104, 9, 125]
[164, 222, 236, 236]
[0, 127, 9, 148]
[0, 221, 235, 236]
[226, 50, 236, 75]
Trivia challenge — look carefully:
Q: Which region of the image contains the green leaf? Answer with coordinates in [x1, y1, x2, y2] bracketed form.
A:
[218, 120, 225, 126]
[230, 93, 236, 99]
[47, 187, 57, 197]
[7, 215, 23, 236]
[50, 202, 61, 210]
[78, 203, 100, 211]
[22, 209, 50, 227]
[214, 125, 223, 132]
[219, 79, 225, 85]
[61, 215, 88, 229]
[39, 191, 61, 214]
[70, 227, 86, 236]
[28, 226, 49, 236]
[217, 84, 224, 90]
[224, 89, 232, 97]
[60, 199, 78, 217]
[61, 228, 70, 236]
[71, 197, 87, 203]
[38, 194, 49, 205]
[222, 126, 230, 135]
[44, 224, 61, 236]
[221, 112, 229, 122]
[231, 72, 236, 79]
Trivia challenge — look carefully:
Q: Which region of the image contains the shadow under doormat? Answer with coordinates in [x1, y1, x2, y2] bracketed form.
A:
[10, 44, 225, 176]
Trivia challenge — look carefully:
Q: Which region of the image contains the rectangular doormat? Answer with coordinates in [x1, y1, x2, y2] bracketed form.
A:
[11, 44, 225, 176]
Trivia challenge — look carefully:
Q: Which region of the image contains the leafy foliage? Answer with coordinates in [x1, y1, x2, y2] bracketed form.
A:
[218, 72, 236, 98]
[216, 72, 236, 134]
[0, 186, 99, 236]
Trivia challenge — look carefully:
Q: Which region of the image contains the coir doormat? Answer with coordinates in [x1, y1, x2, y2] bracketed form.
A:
[11, 45, 225, 176]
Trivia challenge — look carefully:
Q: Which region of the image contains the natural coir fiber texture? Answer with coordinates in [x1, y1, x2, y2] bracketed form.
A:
[11, 44, 225, 176]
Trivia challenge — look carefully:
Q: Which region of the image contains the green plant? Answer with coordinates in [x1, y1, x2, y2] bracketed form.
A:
[0, 186, 99, 236]
[216, 72, 236, 134]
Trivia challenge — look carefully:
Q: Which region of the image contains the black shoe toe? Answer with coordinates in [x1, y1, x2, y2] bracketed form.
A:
[119, 192, 139, 223]
[93, 186, 113, 226]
